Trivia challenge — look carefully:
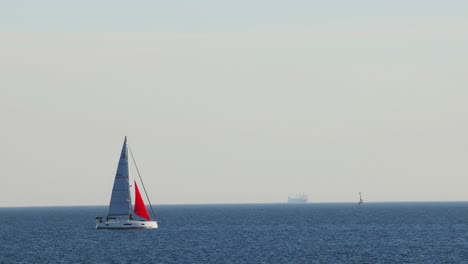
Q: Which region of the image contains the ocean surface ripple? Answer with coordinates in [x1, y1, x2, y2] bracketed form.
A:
[1, 203, 468, 263]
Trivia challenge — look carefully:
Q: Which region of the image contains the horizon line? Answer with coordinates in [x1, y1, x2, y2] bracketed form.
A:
[1, 200, 468, 209]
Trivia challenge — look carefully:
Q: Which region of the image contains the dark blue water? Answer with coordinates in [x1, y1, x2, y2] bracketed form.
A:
[1, 203, 468, 263]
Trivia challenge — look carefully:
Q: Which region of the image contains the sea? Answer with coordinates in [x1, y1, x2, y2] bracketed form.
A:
[1, 203, 468, 263]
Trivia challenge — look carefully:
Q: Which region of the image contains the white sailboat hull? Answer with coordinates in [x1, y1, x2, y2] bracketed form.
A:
[96, 220, 158, 229]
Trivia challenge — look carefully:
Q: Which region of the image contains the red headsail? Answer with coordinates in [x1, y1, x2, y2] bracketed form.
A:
[134, 180, 151, 220]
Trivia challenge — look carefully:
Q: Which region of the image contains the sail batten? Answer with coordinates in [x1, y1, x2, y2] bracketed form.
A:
[107, 137, 132, 217]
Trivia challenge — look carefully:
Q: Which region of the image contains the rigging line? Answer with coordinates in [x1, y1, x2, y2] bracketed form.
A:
[128, 145, 157, 220]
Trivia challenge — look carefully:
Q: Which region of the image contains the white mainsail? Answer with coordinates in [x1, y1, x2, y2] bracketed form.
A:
[107, 136, 132, 218]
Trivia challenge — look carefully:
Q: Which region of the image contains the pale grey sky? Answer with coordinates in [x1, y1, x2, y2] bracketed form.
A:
[1, 1, 467, 206]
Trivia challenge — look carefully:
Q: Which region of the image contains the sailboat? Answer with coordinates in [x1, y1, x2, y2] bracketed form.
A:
[96, 137, 158, 229]
[358, 192, 363, 205]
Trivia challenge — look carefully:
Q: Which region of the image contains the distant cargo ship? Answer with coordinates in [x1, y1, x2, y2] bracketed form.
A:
[288, 193, 308, 203]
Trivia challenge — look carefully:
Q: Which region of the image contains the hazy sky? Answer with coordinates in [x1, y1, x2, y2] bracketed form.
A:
[1, 1, 467, 206]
